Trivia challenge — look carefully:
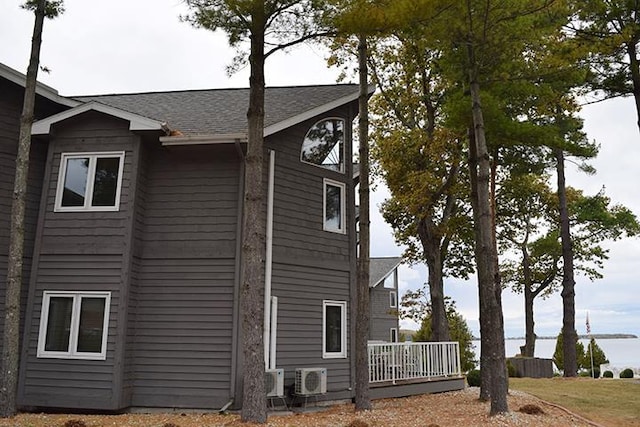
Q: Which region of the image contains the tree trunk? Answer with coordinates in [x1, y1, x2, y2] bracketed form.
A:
[467, 127, 490, 401]
[522, 244, 535, 357]
[240, 12, 267, 423]
[1, 0, 46, 418]
[626, 42, 640, 133]
[555, 147, 577, 377]
[417, 220, 450, 342]
[468, 69, 508, 413]
[354, 34, 371, 411]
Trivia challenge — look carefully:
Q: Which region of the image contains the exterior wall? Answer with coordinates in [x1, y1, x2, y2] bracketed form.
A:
[130, 144, 240, 409]
[369, 285, 398, 342]
[0, 78, 64, 364]
[267, 105, 356, 400]
[369, 270, 400, 342]
[18, 111, 139, 410]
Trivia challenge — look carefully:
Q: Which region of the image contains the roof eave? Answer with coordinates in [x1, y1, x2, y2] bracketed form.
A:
[264, 84, 375, 137]
[0, 63, 80, 108]
[160, 133, 248, 146]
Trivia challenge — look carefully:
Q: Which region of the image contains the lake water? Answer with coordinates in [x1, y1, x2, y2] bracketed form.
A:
[471, 338, 640, 371]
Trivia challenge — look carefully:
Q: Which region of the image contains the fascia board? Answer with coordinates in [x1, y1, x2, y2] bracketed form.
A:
[32, 101, 166, 135]
[0, 63, 79, 108]
[263, 84, 375, 137]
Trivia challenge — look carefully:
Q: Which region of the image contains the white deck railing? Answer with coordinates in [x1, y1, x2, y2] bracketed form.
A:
[368, 341, 462, 384]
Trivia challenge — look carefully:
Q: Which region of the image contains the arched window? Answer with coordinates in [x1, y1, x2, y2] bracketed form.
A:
[301, 118, 345, 173]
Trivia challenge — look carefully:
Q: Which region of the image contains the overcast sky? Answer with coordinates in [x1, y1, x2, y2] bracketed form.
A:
[2, 0, 639, 340]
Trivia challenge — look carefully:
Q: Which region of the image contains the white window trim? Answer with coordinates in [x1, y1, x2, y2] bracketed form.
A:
[323, 178, 346, 234]
[390, 328, 398, 343]
[322, 300, 347, 359]
[37, 291, 111, 360]
[300, 117, 346, 173]
[389, 290, 397, 308]
[54, 151, 125, 212]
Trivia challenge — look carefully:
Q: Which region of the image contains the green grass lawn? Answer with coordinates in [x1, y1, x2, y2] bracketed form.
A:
[509, 377, 640, 427]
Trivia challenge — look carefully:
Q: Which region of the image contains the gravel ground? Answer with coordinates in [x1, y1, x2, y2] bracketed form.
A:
[0, 387, 599, 427]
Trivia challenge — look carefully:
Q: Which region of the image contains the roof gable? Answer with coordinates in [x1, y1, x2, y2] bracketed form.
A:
[369, 257, 403, 288]
[31, 101, 168, 135]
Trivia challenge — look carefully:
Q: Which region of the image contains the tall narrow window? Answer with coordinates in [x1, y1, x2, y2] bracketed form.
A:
[55, 152, 124, 212]
[389, 290, 397, 308]
[324, 179, 345, 233]
[301, 118, 345, 172]
[323, 300, 347, 358]
[38, 291, 111, 360]
[390, 328, 398, 343]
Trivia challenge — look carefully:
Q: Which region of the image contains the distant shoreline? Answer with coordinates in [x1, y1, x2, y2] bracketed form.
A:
[504, 333, 638, 340]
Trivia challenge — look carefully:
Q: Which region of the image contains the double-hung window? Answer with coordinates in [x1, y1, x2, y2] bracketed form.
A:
[389, 290, 397, 308]
[37, 291, 111, 360]
[55, 152, 125, 211]
[323, 179, 346, 234]
[323, 300, 347, 358]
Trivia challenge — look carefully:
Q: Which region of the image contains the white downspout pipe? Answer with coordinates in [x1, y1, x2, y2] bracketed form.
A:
[264, 150, 275, 369]
[270, 296, 278, 369]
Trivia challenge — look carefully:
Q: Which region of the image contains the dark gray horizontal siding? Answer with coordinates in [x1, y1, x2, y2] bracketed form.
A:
[36, 112, 138, 256]
[271, 262, 351, 393]
[131, 258, 234, 408]
[19, 253, 123, 409]
[140, 145, 240, 259]
[369, 286, 399, 342]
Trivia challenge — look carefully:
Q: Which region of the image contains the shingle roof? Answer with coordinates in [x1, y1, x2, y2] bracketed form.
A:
[73, 84, 360, 135]
[369, 257, 403, 288]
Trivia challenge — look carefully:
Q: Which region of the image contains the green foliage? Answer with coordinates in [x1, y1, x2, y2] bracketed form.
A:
[619, 368, 634, 379]
[554, 332, 610, 374]
[588, 368, 601, 378]
[506, 360, 517, 378]
[603, 370, 614, 378]
[553, 330, 586, 373]
[583, 338, 609, 368]
[184, 0, 331, 73]
[413, 298, 476, 372]
[22, 0, 64, 18]
[466, 369, 481, 387]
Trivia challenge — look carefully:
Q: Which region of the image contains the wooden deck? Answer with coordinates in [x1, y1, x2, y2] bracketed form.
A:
[370, 375, 466, 400]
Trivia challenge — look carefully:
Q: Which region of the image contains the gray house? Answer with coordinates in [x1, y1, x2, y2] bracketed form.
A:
[369, 257, 402, 343]
[0, 63, 367, 411]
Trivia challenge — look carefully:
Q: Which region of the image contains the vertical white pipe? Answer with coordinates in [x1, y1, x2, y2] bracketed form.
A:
[270, 296, 278, 369]
[264, 150, 275, 369]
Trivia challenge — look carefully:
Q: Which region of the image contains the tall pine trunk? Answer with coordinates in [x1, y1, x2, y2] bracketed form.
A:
[417, 221, 450, 342]
[1, 0, 46, 418]
[556, 147, 577, 377]
[354, 34, 371, 411]
[468, 70, 508, 414]
[240, 13, 267, 423]
[522, 242, 535, 357]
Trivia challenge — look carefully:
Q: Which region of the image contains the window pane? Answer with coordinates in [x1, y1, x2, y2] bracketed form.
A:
[61, 158, 89, 207]
[92, 157, 120, 206]
[325, 305, 342, 353]
[301, 119, 344, 172]
[77, 297, 106, 353]
[325, 184, 342, 231]
[45, 297, 73, 352]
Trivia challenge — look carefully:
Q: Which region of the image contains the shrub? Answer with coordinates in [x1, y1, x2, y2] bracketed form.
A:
[589, 368, 600, 378]
[620, 368, 634, 378]
[506, 360, 517, 377]
[466, 369, 481, 387]
[579, 370, 590, 377]
[603, 370, 614, 378]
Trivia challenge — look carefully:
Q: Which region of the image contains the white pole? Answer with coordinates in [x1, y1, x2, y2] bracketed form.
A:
[263, 150, 275, 368]
[270, 296, 278, 369]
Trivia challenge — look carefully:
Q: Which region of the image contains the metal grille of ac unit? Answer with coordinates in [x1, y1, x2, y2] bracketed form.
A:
[265, 368, 284, 397]
[295, 367, 327, 395]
